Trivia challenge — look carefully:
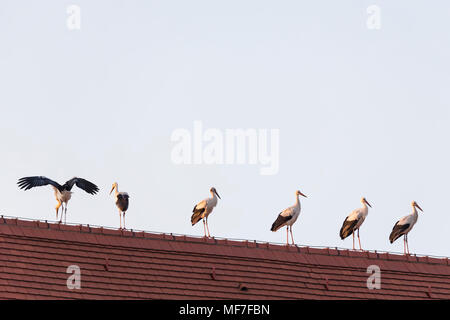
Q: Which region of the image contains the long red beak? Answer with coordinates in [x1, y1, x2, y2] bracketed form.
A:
[415, 203, 423, 212]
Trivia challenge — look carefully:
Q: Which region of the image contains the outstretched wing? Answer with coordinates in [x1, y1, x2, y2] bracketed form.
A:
[64, 177, 99, 194]
[17, 176, 62, 191]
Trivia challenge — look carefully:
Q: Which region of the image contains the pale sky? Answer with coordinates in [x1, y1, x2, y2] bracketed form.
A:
[1, 1, 449, 257]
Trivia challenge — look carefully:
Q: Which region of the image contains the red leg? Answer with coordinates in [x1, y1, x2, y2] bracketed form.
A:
[403, 236, 406, 255]
[55, 201, 61, 221]
[352, 232, 355, 250]
[59, 203, 64, 223]
[357, 229, 362, 251]
[206, 218, 211, 238]
[406, 234, 410, 255]
[202, 219, 206, 237]
[290, 226, 294, 245]
[286, 226, 289, 245]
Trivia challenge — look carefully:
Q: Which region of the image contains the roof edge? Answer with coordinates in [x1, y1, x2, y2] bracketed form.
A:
[0, 215, 448, 265]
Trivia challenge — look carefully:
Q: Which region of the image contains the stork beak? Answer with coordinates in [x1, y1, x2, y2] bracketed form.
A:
[215, 190, 221, 199]
[299, 192, 307, 198]
[364, 199, 372, 208]
[415, 203, 423, 212]
[109, 186, 114, 195]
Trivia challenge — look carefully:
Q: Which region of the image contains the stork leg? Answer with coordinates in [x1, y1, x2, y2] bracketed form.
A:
[55, 201, 61, 221]
[64, 204, 67, 224]
[59, 203, 64, 223]
[357, 229, 362, 251]
[352, 232, 355, 250]
[286, 227, 289, 245]
[123, 212, 126, 230]
[405, 234, 410, 255]
[202, 218, 207, 237]
[290, 226, 295, 245]
[403, 236, 406, 255]
[205, 217, 211, 238]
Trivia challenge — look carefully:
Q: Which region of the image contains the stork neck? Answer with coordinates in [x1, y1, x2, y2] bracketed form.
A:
[114, 185, 119, 195]
[412, 206, 418, 216]
[361, 203, 370, 216]
[295, 194, 300, 207]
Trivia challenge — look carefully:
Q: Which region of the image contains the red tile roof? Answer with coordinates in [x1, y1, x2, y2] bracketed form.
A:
[0, 216, 449, 300]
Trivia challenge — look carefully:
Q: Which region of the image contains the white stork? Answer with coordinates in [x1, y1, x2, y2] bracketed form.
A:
[191, 187, 221, 237]
[17, 176, 99, 223]
[270, 190, 307, 245]
[339, 197, 372, 250]
[389, 201, 423, 255]
[110, 182, 130, 229]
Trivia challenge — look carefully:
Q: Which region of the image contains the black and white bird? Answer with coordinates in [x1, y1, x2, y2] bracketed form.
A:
[389, 201, 423, 255]
[339, 197, 372, 250]
[271, 190, 307, 245]
[17, 176, 99, 223]
[110, 182, 130, 229]
[191, 187, 221, 237]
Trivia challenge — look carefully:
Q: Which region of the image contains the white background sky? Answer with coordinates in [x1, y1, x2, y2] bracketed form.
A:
[0, 1, 449, 257]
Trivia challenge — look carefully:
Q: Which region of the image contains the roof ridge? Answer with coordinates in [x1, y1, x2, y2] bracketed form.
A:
[0, 215, 449, 263]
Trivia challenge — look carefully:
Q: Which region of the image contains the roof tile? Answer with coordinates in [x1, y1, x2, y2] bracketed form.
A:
[0, 218, 448, 299]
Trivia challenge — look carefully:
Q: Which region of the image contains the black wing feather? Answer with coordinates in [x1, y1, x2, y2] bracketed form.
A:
[339, 217, 359, 240]
[17, 176, 62, 191]
[116, 194, 129, 212]
[191, 206, 205, 226]
[64, 177, 99, 194]
[270, 213, 292, 232]
[389, 222, 410, 243]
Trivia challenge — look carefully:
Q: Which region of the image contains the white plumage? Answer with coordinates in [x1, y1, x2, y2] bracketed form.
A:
[191, 187, 221, 237]
[110, 182, 130, 229]
[389, 201, 423, 254]
[271, 190, 307, 245]
[339, 197, 372, 250]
